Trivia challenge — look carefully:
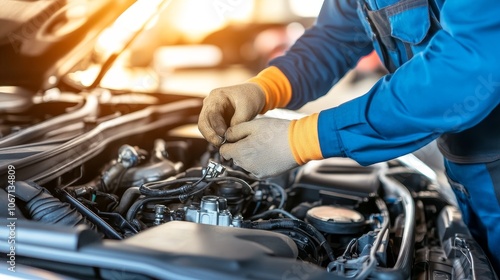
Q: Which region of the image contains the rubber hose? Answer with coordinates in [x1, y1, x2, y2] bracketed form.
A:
[115, 187, 140, 215]
[139, 177, 204, 197]
[139, 183, 194, 197]
[12, 181, 96, 230]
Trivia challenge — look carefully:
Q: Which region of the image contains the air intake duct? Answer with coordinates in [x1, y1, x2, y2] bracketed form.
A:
[11, 181, 96, 230]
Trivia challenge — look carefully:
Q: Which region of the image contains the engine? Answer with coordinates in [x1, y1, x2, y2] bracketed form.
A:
[1, 95, 492, 279]
[8, 134, 447, 278]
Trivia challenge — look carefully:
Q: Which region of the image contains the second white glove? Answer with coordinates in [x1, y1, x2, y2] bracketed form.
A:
[220, 118, 298, 178]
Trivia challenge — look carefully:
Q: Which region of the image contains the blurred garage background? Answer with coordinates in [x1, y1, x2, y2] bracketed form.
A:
[67, 0, 385, 114]
[63, 0, 453, 203]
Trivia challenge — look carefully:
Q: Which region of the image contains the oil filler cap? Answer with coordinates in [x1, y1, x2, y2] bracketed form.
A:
[306, 205, 365, 234]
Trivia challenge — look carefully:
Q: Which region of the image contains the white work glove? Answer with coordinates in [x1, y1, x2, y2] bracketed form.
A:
[198, 83, 266, 146]
[220, 118, 298, 178]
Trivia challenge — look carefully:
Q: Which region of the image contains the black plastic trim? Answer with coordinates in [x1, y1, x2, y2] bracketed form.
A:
[0, 98, 202, 184]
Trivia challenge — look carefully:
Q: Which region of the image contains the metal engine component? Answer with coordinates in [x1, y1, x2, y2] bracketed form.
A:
[185, 196, 241, 227]
[101, 145, 142, 191]
[204, 161, 226, 178]
[154, 204, 167, 226]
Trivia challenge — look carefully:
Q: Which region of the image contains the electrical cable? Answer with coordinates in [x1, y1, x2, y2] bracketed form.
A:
[139, 175, 207, 197]
[249, 209, 298, 220]
[261, 181, 287, 209]
[57, 188, 123, 239]
[178, 182, 214, 201]
[128, 175, 253, 222]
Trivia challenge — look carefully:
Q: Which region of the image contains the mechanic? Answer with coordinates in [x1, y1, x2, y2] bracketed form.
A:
[198, 0, 500, 273]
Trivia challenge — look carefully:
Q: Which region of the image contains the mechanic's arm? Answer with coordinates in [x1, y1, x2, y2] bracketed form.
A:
[223, 0, 500, 177]
[259, 0, 373, 110]
[198, 0, 373, 146]
[315, 0, 500, 165]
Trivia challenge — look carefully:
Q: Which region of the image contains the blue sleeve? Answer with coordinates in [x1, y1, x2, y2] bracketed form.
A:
[269, 0, 373, 110]
[318, 0, 500, 165]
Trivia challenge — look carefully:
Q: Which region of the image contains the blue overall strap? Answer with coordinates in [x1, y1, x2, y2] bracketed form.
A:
[439, 105, 500, 164]
[362, 0, 430, 72]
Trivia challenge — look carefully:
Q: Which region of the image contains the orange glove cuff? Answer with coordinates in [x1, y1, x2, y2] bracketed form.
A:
[288, 113, 324, 165]
[247, 66, 292, 114]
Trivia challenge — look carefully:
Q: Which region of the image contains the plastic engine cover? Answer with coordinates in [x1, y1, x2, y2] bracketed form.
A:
[124, 221, 298, 260]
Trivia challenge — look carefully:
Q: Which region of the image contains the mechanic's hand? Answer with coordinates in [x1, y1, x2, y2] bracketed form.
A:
[198, 83, 266, 146]
[220, 118, 298, 178]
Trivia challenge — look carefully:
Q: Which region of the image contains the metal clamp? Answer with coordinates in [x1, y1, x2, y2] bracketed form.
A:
[219, 131, 228, 145]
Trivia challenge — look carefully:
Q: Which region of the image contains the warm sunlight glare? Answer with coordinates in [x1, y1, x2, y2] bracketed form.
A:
[169, 0, 254, 42]
[290, 0, 323, 18]
[95, 0, 162, 56]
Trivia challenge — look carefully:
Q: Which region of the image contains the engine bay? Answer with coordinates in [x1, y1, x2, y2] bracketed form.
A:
[1, 0, 498, 278]
[0, 93, 494, 279]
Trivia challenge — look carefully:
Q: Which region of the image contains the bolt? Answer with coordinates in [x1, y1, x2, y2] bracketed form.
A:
[154, 204, 167, 226]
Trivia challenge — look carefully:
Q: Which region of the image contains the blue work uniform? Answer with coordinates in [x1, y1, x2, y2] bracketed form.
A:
[269, 0, 500, 273]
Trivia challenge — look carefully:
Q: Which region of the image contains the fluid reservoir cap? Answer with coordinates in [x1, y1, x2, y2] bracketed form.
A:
[306, 205, 365, 234]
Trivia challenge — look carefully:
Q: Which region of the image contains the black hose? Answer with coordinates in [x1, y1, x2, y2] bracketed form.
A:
[249, 209, 298, 220]
[242, 218, 335, 262]
[259, 181, 287, 209]
[126, 181, 214, 222]
[140, 175, 253, 197]
[139, 176, 206, 197]
[178, 182, 213, 201]
[115, 187, 140, 215]
[11, 181, 96, 230]
[57, 188, 123, 240]
[130, 174, 254, 223]
[126, 197, 175, 222]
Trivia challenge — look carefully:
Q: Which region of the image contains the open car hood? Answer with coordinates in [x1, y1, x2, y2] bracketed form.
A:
[0, 0, 135, 91]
